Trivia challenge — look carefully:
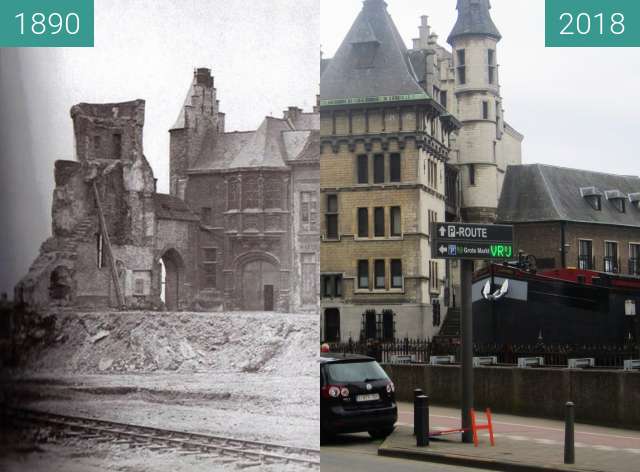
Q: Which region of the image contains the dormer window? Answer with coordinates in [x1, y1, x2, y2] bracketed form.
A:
[629, 193, 640, 210]
[352, 41, 379, 68]
[580, 187, 602, 211]
[605, 190, 627, 213]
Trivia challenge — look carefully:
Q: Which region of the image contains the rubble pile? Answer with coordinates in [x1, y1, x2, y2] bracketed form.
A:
[12, 311, 318, 375]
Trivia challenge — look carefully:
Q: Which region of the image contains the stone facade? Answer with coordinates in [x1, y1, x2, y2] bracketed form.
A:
[17, 69, 319, 315]
[170, 69, 319, 313]
[319, 0, 523, 342]
[17, 100, 199, 312]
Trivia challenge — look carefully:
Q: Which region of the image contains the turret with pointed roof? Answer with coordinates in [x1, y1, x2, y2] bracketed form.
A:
[447, 0, 501, 45]
[321, 0, 428, 104]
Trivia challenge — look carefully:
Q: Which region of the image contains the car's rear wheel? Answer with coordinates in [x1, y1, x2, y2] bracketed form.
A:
[368, 427, 394, 439]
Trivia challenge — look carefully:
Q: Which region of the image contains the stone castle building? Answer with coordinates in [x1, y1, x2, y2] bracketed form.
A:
[16, 69, 319, 314]
[319, 0, 523, 342]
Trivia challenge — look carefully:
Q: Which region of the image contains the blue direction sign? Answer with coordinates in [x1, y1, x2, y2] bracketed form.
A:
[431, 223, 514, 260]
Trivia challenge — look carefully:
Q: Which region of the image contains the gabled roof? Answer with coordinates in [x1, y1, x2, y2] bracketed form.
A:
[189, 113, 319, 172]
[320, 0, 426, 103]
[154, 193, 199, 221]
[497, 164, 640, 228]
[448, 0, 502, 45]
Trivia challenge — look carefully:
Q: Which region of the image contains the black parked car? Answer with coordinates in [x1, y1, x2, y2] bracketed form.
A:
[320, 353, 397, 440]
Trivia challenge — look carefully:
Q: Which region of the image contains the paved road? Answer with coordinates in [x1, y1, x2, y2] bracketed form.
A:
[321, 433, 486, 471]
[396, 402, 640, 454]
[321, 402, 640, 470]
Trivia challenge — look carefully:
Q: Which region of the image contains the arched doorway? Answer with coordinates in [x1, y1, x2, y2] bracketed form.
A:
[241, 259, 278, 311]
[160, 249, 185, 311]
[324, 308, 340, 342]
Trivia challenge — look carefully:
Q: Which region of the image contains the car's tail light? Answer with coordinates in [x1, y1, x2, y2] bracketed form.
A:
[321, 385, 350, 399]
[386, 382, 395, 393]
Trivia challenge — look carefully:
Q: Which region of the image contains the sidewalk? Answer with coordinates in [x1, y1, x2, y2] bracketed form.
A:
[380, 424, 637, 472]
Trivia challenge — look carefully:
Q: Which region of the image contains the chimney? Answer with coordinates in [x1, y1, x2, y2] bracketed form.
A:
[195, 67, 214, 88]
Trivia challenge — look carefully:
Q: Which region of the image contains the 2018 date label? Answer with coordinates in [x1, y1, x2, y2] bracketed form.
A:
[546, 0, 640, 47]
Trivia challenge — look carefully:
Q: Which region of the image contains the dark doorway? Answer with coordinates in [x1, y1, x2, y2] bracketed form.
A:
[324, 308, 340, 342]
[160, 249, 184, 311]
[264, 285, 274, 311]
[241, 259, 278, 311]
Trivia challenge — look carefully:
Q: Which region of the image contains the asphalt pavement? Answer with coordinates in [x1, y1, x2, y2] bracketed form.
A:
[321, 402, 640, 471]
[321, 433, 487, 471]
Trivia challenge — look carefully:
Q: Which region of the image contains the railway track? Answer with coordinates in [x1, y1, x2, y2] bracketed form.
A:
[2, 406, 320, 469]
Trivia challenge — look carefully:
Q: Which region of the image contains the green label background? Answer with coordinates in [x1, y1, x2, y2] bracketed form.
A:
[0, 0, 94, 47]
[546, 0, 640, 47]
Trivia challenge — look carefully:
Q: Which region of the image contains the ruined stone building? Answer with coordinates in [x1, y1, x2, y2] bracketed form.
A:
[319, 0, 523, 341]
[16, 69, 319, 314]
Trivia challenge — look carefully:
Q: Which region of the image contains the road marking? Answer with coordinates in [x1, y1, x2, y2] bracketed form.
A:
[623, 448, 640, 454]
[533, 438, 558, 445]
[422, 413, 640, 442]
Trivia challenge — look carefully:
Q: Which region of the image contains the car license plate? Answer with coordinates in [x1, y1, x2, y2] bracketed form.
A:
[356, 393, 380, 402]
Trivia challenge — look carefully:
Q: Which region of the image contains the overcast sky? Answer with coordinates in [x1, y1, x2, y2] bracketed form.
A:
[0, 0, 319, 295]
[322, 0, 640, 176]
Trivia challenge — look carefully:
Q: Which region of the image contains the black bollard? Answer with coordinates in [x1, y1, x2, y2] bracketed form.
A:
[415, 395, 430, 447]
[564, 401, 575, 464]
[413, 388, 423, 436]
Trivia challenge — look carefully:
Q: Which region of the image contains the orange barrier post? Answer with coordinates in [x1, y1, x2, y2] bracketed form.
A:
[470, 408, 495, 447]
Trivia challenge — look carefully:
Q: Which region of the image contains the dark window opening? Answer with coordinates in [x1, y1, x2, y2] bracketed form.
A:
[322, 274, 343, 298]
[488, 49, 496, 84]
[112, 133, 122, 159]
[457, 49, 466, 85]
[357, 208, 369, 238]
[604, 241, 619, 273]
[324, 309, 341, 342]
[390, 206, 401, 237]
[578, 240, 593, 270]
[374, 260, 386, 289]
[358, 260, 369, 289]
[483, 101, 489, 120]
[440, 91, 448, 109]
[469, 164, 476, 186]
[382, 310, 394, 341]
[374, 207, 385, 237]
[326, 194, 338, 239]
[203, 264, 216, 288]
[357, 155, 369, 184]
[391, 259, 403, 289]
[390, 153, 401, 182]
[373, 154, 385, 183]
[201, 207, 212, 226]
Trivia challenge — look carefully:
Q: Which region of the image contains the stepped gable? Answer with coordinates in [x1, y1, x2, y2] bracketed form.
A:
[320, 0, 425, 101]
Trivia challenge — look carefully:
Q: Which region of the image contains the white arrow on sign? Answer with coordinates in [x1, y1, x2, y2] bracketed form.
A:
[439, 245, 448, 255]
[439, 226, 446, 237]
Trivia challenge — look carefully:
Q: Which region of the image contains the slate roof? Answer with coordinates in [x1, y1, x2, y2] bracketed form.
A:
[320, 0, 426, 102]
[189, 114, 318, 172]
[497, 164, 640, 228]
[448, 0, 501, 45]
[154, 193, 199, 221]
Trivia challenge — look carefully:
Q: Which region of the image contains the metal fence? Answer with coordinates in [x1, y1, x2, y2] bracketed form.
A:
[328, 339, 640, 369]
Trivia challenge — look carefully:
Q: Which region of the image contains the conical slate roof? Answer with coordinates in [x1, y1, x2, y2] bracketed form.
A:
[448, 0, 501, 45]
[321, 0, 426, 102]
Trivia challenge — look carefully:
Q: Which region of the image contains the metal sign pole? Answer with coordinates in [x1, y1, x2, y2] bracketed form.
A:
[460, 258, 474, 444]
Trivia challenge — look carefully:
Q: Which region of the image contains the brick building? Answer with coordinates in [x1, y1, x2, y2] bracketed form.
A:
[17, 69, 319, 314]
[319, 0, 522, 341]
[498, 164, 640, 275]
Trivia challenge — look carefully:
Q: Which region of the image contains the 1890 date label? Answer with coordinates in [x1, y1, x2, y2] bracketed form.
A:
[546, 0, 640, 47]
[0, 0, 93, 47]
